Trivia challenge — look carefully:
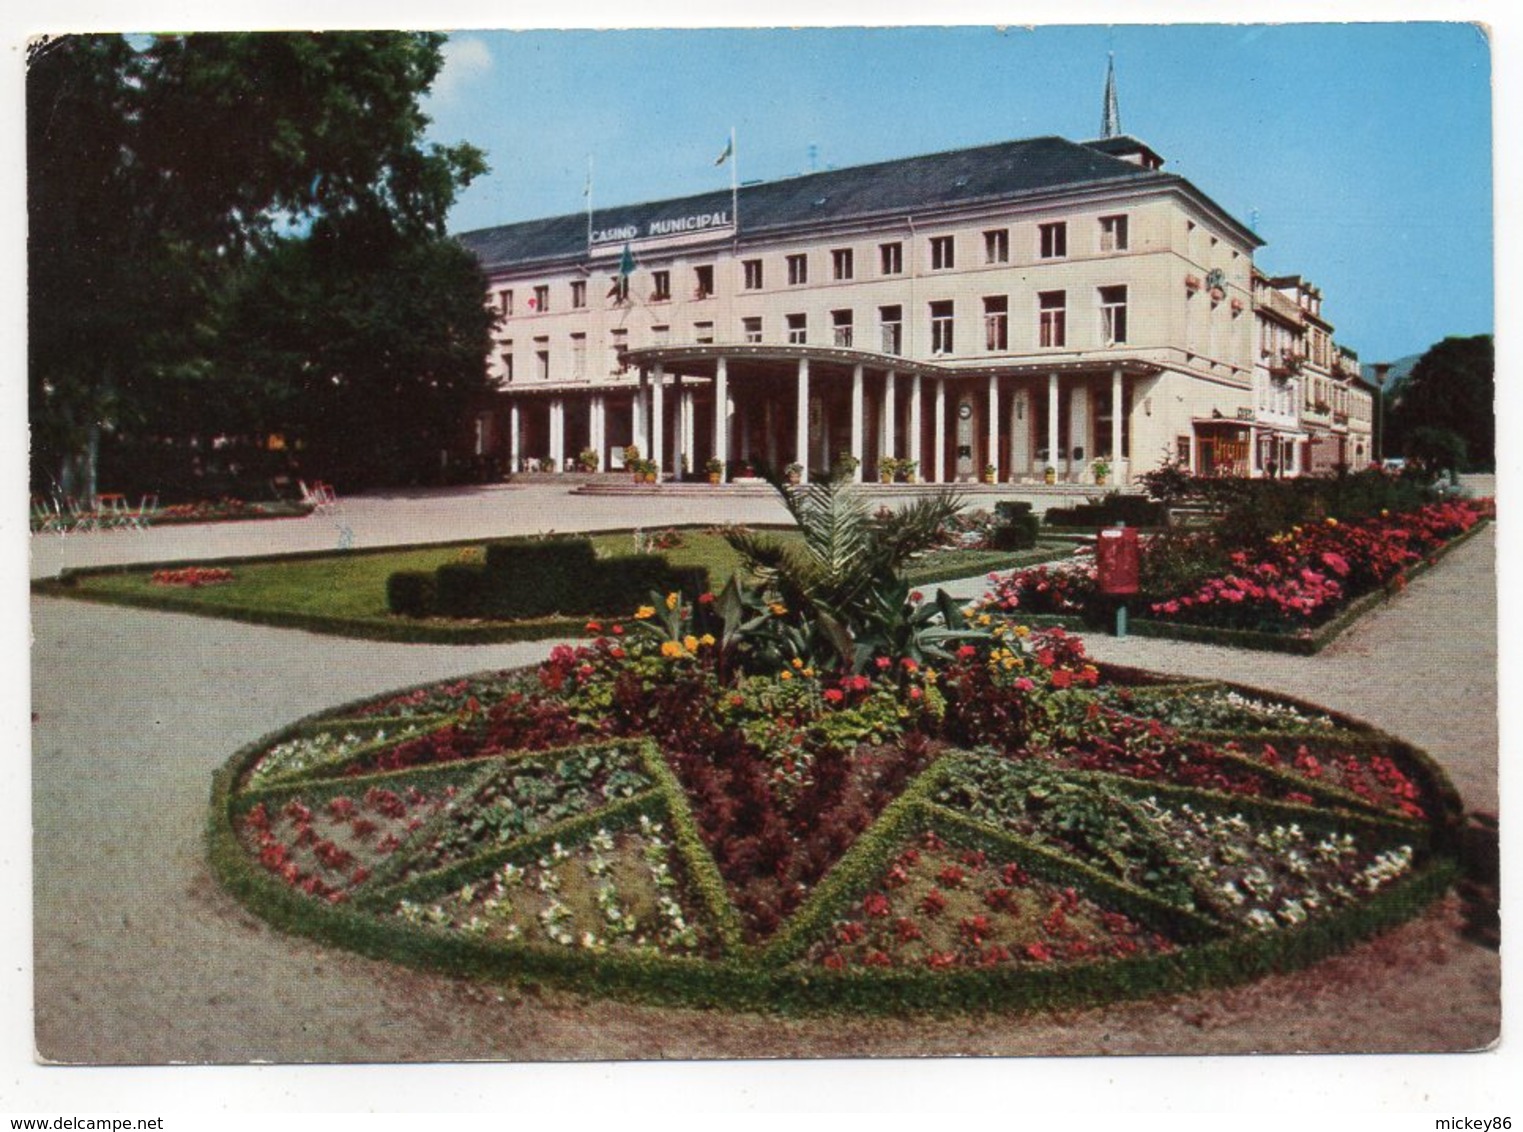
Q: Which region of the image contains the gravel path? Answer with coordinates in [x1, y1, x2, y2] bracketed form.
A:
[22, 488, 1503, 1109]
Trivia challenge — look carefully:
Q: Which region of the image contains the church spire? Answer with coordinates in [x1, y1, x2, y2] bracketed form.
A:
[1101, 52, 1121, 138]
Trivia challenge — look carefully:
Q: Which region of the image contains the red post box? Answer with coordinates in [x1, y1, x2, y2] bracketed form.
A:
[1095, 525, 1140, 595]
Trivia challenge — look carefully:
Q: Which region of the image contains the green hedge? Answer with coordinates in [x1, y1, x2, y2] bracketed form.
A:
[392, 536, 711, 620]
[1043, 494, 1169, 530]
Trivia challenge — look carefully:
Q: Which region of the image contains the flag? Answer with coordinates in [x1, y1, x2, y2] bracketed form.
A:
[714, 137, 733, 166]
[619, 243, 636, 277]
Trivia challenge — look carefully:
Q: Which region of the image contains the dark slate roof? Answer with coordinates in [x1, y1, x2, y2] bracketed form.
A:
[457, 134, 1193, 272]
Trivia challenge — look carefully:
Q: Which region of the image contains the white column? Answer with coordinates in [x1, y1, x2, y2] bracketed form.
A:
[673, 376, 686, 478]
[987, 373, 1000, 481]
[1009, 390, 1026, 477]
[850, 363, 865, 482]
[550, 398, 565, 472]
[590, 394, 605, 470]
[681, 385, 695, 478]
[882, 370, 898, 462]
[634, 369, 649, 454]
[508, 401, 521, 473]
[795, 357, 810, 481]
[1068, 382, 1089, 479]
[650, 364, 666, 479]
[1111, 366, 1124, 483]
[909, 373, 923, 473]
[933, 378, 947, 485]
[1047, 371, 1060, 478]
[713, 356, 729, 481]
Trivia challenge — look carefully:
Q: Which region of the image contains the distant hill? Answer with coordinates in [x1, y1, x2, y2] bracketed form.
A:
[1359, 354, 1422, 391]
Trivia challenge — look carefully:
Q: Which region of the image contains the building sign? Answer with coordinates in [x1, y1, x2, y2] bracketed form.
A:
[591, 210, 735, 254]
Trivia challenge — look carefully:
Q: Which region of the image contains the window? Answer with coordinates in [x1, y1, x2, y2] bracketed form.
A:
[879, 305, 903, 355]
[983, 296, 1008, 351]
[609, 328, 628, 374]
[693, 320, 714, 345]
[929, 300, 955, 355]
[498, 289, 514, 317]
[786, 313, 807, 344]
[570, 333, 587, 378]
[694, 265, 715, 299]
[742, 316, 763, 344]
[983, 229, 1009, 264]
[652, 324, 670, 346]
[651, 271, 671, 301]
[832, 309, 854, 348]
[500, 340, 514, 383]
[1038, 290, 1067, 347]
[534, 336, 550, 380]
[787, 254, 809, 286]
[930, 235, 955, 270]
[832, 248, 854, 280]
[532, 285, 550, 313]
[570, 280, 587, 309]
[1099, 285, 1128, 344]
[742, 259, 763, 290]
[1099, 215, 1129, 252]
[879, 242, 903, 275]
[1039, 222, 1067, 259]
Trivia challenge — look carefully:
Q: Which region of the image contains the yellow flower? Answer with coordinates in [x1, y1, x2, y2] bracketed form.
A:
[1326, 517, 1339, 528]
[780, 670, 794, 681]
[791, 658, 804, 669]
[977, 613, 992, 626]
[634, 606, 656, 620]
[1002, 657, 1017, 670]
[1014, 625, 1031, 639]
[683, 635, 699, 653]
[665, 592, 680, 610]
[699, 633, 716, 647]
[770, 602, 789, 616]
[660, 640, 685, 658]
[803, 668, 815, 678]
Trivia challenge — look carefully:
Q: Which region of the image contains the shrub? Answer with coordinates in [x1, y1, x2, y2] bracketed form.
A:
[433, 563, 488, 617]
[386, 571, 436, 618]
[991, 502, 1040, 551]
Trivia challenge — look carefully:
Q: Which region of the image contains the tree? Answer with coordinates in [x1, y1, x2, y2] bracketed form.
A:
[1385, 335, 1494, 472]
[28, 32, 488, 496]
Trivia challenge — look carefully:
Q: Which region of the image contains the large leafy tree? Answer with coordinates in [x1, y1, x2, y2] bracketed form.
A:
[1385, 335, 1494, 471]
[28, 31, 489, 496]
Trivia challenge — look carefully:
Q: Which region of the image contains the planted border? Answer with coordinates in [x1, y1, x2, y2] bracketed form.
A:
[210, 656, 1462, 1016]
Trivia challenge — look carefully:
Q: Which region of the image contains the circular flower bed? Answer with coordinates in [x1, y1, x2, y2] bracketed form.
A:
[211, 619, 1463, 1015]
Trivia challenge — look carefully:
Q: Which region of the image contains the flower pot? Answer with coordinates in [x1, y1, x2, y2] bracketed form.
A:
[708, 473, 722, 485]
[1044, 469, 1057, 485]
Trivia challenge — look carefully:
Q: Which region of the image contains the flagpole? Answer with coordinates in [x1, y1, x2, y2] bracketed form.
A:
[585, 154, 594, 253]
[729, 126, 739, 237]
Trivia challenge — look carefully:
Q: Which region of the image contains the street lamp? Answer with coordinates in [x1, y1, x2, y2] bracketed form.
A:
[1373, 362, 1392, 465]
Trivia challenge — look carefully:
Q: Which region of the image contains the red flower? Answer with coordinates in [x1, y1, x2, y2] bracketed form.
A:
[862, 892, 893, 918]
[1025, 941, 1054, 963]
[919, 889, 948, 916]
[936, 865, 966, 888]
[823, 689, 845, 705]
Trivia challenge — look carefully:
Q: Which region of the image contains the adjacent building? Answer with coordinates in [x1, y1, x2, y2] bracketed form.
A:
[454, 86, 1371, 485]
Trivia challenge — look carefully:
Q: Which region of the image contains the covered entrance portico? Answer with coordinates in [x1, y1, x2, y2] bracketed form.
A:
[492, 345, 1159, 486]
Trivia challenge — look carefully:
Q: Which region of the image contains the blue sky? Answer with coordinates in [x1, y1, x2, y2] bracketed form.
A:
[419, 23, 1493, 366]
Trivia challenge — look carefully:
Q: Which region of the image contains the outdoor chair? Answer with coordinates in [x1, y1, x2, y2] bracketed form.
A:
[126, 494, 159, 532]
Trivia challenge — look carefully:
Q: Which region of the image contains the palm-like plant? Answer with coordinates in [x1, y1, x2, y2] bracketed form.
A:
[721, 471, 975, 671]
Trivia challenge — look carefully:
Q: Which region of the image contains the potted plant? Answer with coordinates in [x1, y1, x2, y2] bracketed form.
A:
[878, 457, 899, 484]
[1044, 465, 1057, 485]
[784, 462, 803, 485]
[577, 447, 600, 473]
[705, 456, 725, 484]
[983, 462, 998, 484]
[834, 451, 860, 478]
[899, 458, 918, 484]
[1092, 458, 1111, 486]
[624, 445, 642, 479]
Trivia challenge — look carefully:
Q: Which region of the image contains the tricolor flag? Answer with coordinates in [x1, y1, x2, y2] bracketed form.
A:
[714, 137, 733, 166]
[619, 243, 636, 277]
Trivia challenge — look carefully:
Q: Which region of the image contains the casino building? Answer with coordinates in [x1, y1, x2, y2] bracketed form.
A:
[455, 84, 1371, 485]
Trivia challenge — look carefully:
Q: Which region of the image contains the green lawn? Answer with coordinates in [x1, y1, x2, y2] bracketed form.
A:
[46, 530, 1073, 643]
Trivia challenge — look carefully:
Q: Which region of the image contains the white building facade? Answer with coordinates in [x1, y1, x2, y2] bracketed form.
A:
[457, 132, 1368, 484]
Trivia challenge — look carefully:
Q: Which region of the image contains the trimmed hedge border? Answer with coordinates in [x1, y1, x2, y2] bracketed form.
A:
[987, 519, 1491, 656]
[208, 662, 1465, 1017]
